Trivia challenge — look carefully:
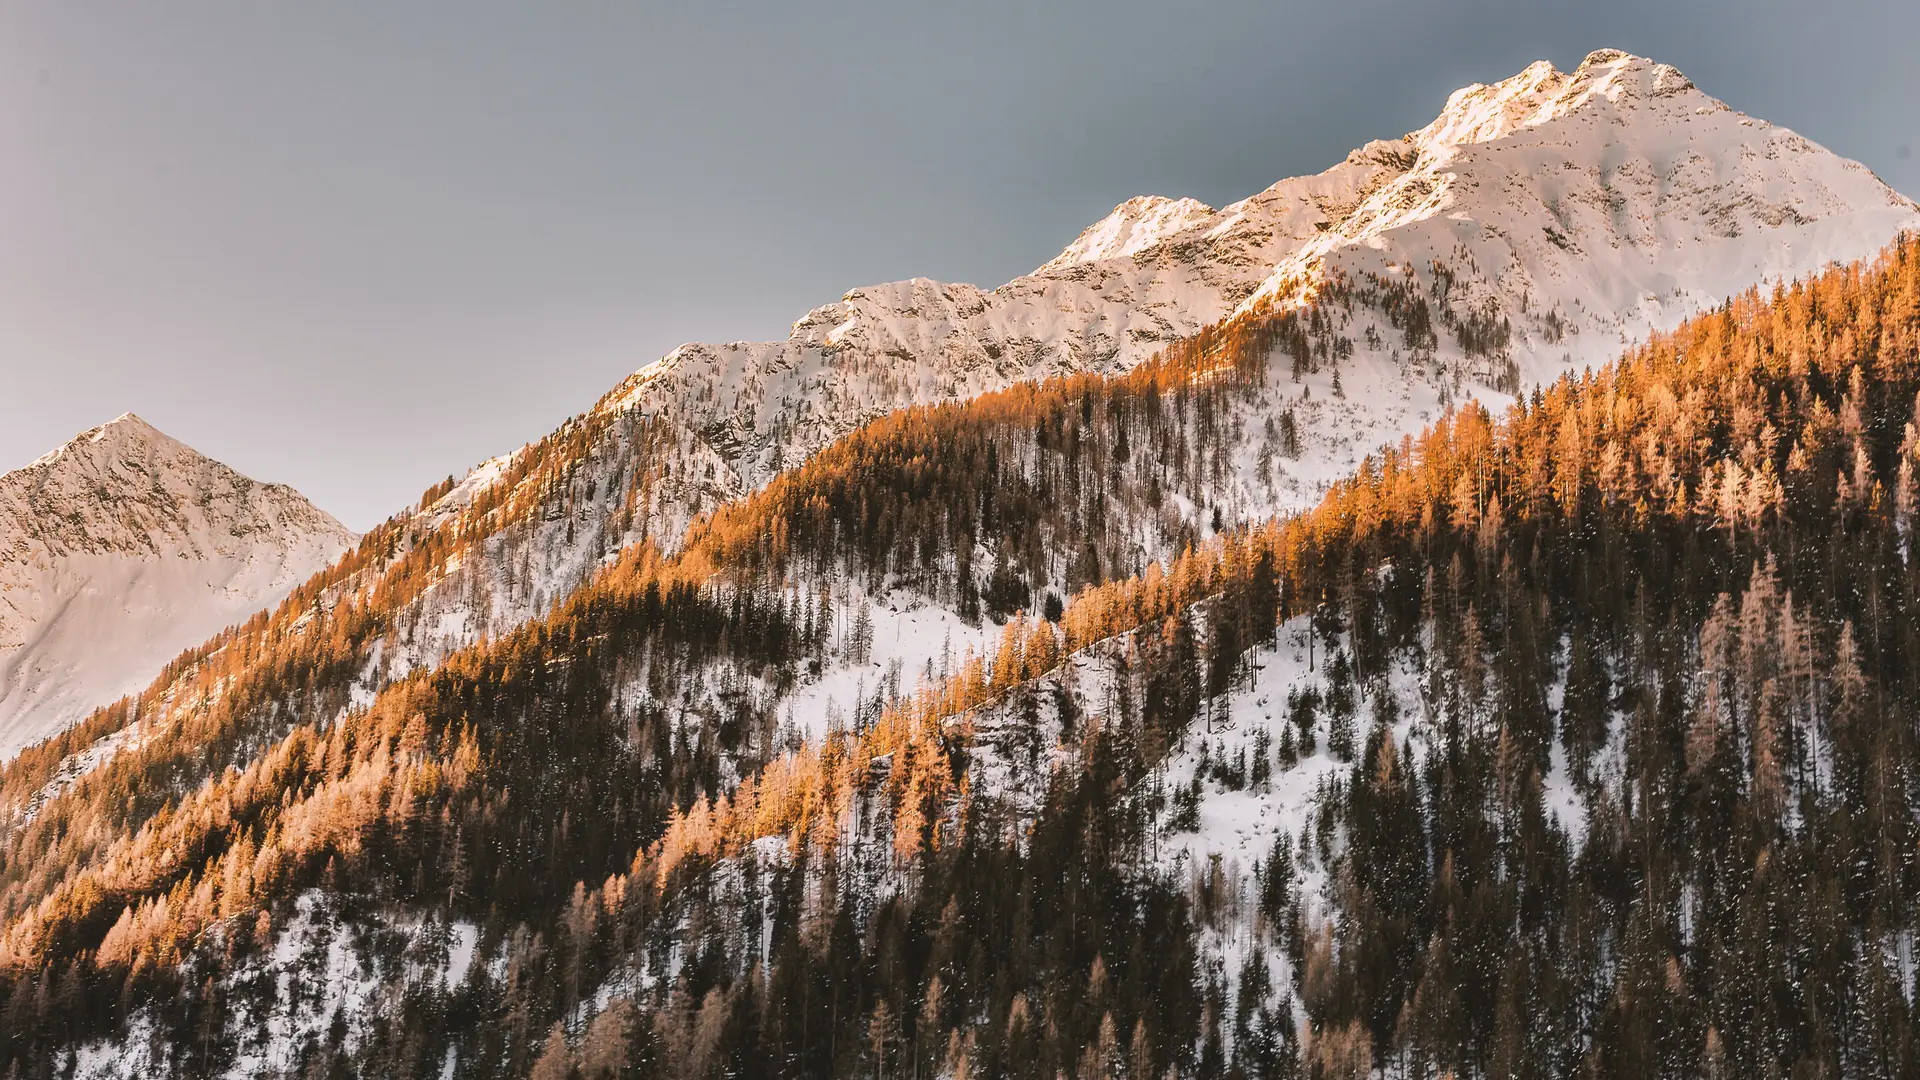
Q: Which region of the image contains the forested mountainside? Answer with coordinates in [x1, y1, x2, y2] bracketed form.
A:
[0, 415, 354, 759]
[7, 231, 1920, 1078]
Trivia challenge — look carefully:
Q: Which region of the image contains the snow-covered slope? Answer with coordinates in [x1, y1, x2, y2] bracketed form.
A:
[597, 49, 1915, 509]
[0, 414, 355, 757]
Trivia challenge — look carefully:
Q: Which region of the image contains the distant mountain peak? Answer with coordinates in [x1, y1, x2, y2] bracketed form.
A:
[0, 415, 355, 757]
[4, 413, 347, 560]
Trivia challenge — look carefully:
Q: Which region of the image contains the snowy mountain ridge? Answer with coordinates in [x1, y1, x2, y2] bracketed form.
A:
[1233, 49, 1917, 347]
[0, 414, 354, 758]
[592, 49, 1915, 508]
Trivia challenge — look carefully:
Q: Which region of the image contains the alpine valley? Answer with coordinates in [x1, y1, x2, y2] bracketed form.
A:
[5, 49, 1920, 1080]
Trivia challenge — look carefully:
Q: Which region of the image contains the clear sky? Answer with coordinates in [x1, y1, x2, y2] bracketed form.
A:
[4, 1, 1915, 530]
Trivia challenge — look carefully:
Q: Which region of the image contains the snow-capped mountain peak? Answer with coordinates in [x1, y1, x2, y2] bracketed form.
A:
[1234, 49, 1918, 337]
[0, 415, 355, 757]
[23, 412, 168, 479]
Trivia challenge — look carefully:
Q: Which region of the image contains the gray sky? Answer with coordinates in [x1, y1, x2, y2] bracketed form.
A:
[4, 1, 1915, 530]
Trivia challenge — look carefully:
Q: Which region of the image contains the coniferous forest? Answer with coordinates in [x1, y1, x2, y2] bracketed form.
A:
[4, 236, 1920, 1078]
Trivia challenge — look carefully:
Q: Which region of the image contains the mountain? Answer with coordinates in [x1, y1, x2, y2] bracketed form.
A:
[2, 50, 1919, 1078]
[600, 49, 1917, 508]
[189, 46, 1910, 747]
[0, 414, 354, 758]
